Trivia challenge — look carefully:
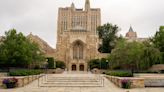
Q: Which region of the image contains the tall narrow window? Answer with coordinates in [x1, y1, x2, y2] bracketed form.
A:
[73, 41, 83, 59]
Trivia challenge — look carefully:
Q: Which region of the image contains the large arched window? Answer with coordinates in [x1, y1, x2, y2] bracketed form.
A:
[73, 41, 83, 59]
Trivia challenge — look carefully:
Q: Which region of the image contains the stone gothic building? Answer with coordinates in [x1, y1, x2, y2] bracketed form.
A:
[125, 26, 147, 42]
[125, 26, 137, 39]
[55, 0, 101, 71]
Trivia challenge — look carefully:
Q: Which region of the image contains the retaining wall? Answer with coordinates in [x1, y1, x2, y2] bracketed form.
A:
[106, 75, 145, 88]
[0, 75, 42, 87]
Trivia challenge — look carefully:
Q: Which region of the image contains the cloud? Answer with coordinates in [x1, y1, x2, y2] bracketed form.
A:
[0, 0, 164, 48]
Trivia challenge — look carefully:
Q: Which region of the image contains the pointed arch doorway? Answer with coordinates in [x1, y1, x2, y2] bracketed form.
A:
[79, 64, 84, 71]
[72, 64, 77, 71]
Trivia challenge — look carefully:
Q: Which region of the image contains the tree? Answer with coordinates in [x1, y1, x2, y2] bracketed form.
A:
[108, 39, 161, 71]
[97, 23, 120, 53]
[0, 29, 45, 68]
[140, 44, 161, 70]
[152, 26, 164, 62]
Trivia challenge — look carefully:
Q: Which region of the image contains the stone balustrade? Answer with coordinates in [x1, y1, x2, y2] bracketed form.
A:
[106, 75, 145, 88]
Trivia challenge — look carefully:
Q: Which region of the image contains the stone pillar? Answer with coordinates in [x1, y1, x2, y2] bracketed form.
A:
[84, 63, 88, 71]
[69, 63, 71, 71]
[77, 63, 79, 71]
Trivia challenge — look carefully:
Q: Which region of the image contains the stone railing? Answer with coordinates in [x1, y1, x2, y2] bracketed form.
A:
[0, 75, 42, 87]
[106, 75, 145, 88]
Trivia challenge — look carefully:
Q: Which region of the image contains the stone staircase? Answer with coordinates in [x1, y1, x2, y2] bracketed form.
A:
[38, 73, 104, 87]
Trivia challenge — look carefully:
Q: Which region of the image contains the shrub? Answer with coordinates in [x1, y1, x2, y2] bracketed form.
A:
[47, 57, 55, 69]
[56, 61, 65, 69]
[9, 70, 43, 76]
[121, 79, 131, 89]
[88, 58, 109, 70]
[88, 59, 100, 69]
[106, 71, 133, 77]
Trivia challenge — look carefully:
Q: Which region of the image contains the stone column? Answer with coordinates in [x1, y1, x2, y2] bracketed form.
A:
[84, 63, 87, 71]
[77, 63, 79, 71]
[69, 63, 72, 71]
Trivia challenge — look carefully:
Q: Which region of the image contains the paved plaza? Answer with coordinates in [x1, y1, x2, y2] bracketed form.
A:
[0, 72, 164, 92]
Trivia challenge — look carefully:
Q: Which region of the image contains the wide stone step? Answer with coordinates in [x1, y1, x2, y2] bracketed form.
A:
[43, 81, 101, 84]
[40, 82, 100, 84]
[46, 80, 98, 82]
[46, 77, 98, 79]
[46, 78, 99, 81]
[38, 74, 104, 87]
[46, 78, 98, 80]
[40, 84, 102, 87]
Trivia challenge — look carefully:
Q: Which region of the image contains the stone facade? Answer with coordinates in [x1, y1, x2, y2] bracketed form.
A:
[55, 0, 101, 71]
[27, 33, 55, 57]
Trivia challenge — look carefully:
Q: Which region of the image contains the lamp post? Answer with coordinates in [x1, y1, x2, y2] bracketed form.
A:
[45, 59, 48, 74]
[54, 60, 56, 69]
[99, 50, 102, 70]
[106, 59, 108, 69]
[131, 64, 134, 77]
[99, 58, 101, 70]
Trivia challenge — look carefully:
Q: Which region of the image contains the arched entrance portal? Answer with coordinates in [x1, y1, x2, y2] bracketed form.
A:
[72, 64, 76, 71]
[79, 64, 84, 71]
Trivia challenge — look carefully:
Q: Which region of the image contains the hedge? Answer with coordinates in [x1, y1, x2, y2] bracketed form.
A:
[56, 61, 65, 69]
[106, 71, 133, 77]
[9, 70, 43, 76]
[47, 57, 55, 69]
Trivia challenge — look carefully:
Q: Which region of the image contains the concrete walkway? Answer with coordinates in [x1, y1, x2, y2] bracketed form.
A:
[0, 72, 164, 92]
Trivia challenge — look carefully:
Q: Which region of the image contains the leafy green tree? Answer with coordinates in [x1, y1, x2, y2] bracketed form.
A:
[152, 26, 164, 62]
[0, 29, 45, 68]
[108, 39, 161, 71]
[97, 23, 120, 53]
[109, 40, 143, 70]
[140, 45, 161, 70]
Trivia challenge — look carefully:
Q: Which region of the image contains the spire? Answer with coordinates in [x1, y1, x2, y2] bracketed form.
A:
[129, 25, 134, 32]
[85, 0, 90, 11]
[71, 2, 75, 11]
[71, 2, 75, 8]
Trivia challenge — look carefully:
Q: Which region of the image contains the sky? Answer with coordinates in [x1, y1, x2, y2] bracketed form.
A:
[0, 0, 164, 48]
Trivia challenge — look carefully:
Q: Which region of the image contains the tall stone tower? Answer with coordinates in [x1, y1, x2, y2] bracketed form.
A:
[55, 0, 101, 71]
